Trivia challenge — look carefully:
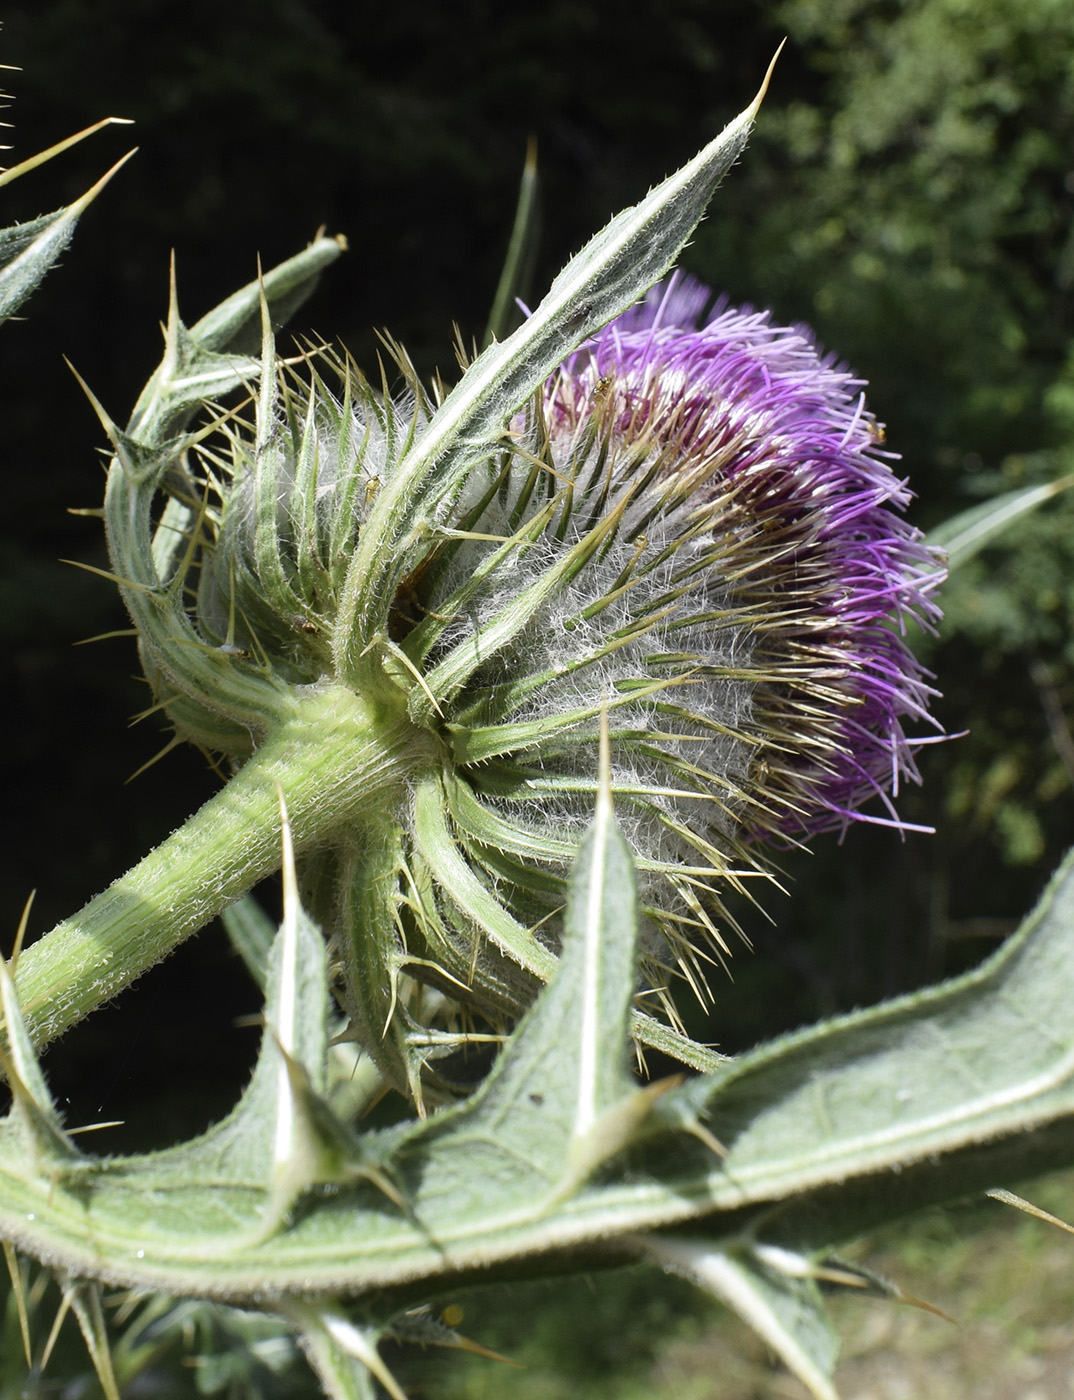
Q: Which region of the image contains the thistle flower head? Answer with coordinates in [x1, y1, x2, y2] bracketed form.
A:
[538, 273, 943, 841]
[110, 257, 943, 1069]
[340, 272, 940, 1023]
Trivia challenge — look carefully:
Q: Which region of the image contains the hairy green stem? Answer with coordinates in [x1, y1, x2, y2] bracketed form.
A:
[14, 683, 433, 1050]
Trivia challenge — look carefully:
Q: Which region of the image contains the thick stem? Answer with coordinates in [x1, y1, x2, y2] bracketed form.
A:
[15, 682, 434, 1051]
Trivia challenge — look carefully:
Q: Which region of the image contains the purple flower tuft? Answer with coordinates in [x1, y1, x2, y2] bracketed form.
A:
[543, 272, 945, 840]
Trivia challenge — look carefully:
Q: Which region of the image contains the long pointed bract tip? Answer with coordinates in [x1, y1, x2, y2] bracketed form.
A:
[747, 38, 787, 119]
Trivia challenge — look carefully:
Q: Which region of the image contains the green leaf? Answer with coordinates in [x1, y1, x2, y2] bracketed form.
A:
[334, 50, 783, 672]
[0, 116, 133, 191]
[483, 136, 540, 349]
[189, 233, 346, 356]
[412, 770, 721, 1072]
[283, 1302, 398, 1400]
[986, 1187, 1074, 1237]
[667, 845, 1074, 1208]
[0, 954, 81, 1167]
[221, 894, 276, 992]
[411, 771, 558, 988]
[927, 474, 1074, 570]
[334, 826, 430, 1106]
[0, 149, 135, 324]
[6, 839, 1074, 1311]
[126, 233, 346, 433]
[639, 1235, 840, 1400]
[65, 1281, 122, 1400]
[558, 764, 645, 1178]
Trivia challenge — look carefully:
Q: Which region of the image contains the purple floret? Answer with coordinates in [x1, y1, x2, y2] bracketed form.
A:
[548, 273, 945, 840]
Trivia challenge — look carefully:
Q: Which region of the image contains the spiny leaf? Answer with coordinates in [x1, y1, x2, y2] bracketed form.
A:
[335, 46, 784, 668]
[2, 1241, 31, 1366]
[414, 769, 724, 1073]
[257, 802, 334, 1228]
[334, 828, 431, 1107]
[483, 135, 540, 348]
[189, 234, 346, 357]
[268, 1042, 405, 1212]
[387, 1303, 520, 1367]
[560, 724, 648, 1182]
[285, 1301, 404, 1400]
[126, 235, 345, 436]
[402, 719, 674, 1211]
[3, 850, 1074, 1308]
[750, 1245, 956, 1323]
[665, 844, 1074, 1206]
[0, 953, 81, 1167]
[221, 893, 276, 992]
[0, 149, 135, 324]
[65, 1280, 121, 1400]
[639, 1234, 840, 1400]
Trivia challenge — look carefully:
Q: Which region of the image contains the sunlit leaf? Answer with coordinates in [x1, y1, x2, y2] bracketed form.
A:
[927, 475, 1074, 571]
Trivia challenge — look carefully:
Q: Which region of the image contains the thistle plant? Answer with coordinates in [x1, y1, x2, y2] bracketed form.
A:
[90, 255, 942, 1099]
[6, 55, 1074, 1400]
